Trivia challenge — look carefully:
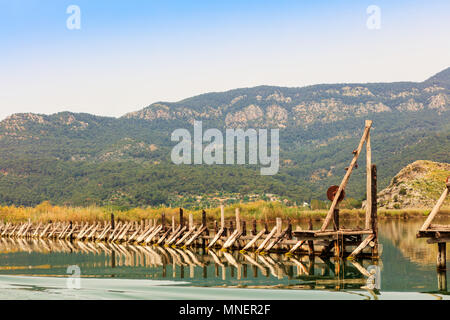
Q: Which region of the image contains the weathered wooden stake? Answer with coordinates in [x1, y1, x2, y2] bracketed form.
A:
[276, 218, 282, 235]
[220, 205, 225, 229]
[333, 209, 340, 231]
[438, 270, 447, 292]
[437, 242, 447, 270]
[111, 213, 115, 230]
[252, 220, 257, 236]
[365, 127, 372, 230]
[308, 218, 314, 255]
[189, 214, 194, 231]
[162, 212, 166, 231]
[202, 210, 207, 248]
[179, 208, 184, 227]
[371, 164, 379, 257]
[235, 208, 241, 231]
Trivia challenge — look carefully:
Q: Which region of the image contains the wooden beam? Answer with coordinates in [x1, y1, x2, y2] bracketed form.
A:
[420, 187, 449, 231]
[287, 240, 306, 254]
[143, 224, 163, 244]
[348, 234, 375, 258]
[320, 120, 372, 231]
[185, 225, 207, 247]
[242, 228, 266, 251]
[175, 226, 197, 246]
[256, 226, 278, 253]
[207, 207, 226, 248]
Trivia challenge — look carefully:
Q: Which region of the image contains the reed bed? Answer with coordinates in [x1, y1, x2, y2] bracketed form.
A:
[0, 201, 448, 223]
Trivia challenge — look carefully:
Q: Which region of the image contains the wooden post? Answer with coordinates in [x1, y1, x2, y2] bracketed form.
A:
[308, 218, 314, 256]
[365, 127, 372, 230]
[189, 214, 194, 231]
[202, 210, 207, 226]
[220, 205, 225, 229]
[333, 209, 340, 231]
[252, 220, 257, 236]
[287, 221, 292, 240]
[437, 270, 447, 292]
[276, 218, 282, 235]
[437, 242, 447, 270]
[321, 120, 372, 231]
[235, 208, 241, 231]
[162, 212, 166, 231]
[202, 210, 208, 248]
[179, 208, 184, 227]
[111, 213, 115, 230]
[371, 164, 379, 257]
[229, 221, 234, 236]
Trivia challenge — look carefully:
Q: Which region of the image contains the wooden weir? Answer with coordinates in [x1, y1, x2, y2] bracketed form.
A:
[0, 121, 379, 260]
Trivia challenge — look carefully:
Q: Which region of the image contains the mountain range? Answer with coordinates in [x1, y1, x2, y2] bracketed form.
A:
[0, 67, 449, 208]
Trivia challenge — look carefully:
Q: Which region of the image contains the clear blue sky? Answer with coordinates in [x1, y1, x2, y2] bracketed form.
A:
[0, 0, 449, 120]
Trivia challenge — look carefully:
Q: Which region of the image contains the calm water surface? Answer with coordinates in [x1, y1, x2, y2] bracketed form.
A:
[0, 218, 449, 299]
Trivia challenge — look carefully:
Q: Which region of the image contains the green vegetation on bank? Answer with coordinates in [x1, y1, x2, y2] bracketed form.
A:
[1, 201, 448, 224]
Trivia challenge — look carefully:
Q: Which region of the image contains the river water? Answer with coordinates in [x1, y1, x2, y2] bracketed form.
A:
[0, 218, 449, 300]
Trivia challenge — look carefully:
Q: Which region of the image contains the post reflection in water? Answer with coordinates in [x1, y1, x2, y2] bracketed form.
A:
[0, 238, 380, 291]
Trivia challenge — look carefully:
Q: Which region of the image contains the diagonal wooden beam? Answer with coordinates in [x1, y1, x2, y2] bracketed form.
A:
[420, 186, 449, 231]
[320, 120, 372, 231]
[348, 234, 374, 259]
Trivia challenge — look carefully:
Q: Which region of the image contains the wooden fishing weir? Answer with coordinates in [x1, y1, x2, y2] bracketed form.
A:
[417, 176, 450, 291]
[0, 120, 379, 260]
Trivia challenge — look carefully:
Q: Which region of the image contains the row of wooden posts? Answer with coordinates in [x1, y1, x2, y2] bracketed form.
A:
[0, 205, 376, 258]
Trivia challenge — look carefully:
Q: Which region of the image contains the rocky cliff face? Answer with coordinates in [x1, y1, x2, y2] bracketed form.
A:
[120, 68, 450, 129]
[377, 160, 450, 209]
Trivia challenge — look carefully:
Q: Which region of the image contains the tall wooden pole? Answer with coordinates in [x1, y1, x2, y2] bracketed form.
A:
[371, 164, 379, 257]
[365, 129, 372, 230]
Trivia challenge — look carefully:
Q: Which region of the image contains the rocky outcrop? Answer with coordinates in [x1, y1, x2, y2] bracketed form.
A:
[377, 160, 450, 209]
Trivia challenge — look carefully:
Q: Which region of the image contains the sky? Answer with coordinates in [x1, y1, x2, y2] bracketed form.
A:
[0, 0, 449, 120]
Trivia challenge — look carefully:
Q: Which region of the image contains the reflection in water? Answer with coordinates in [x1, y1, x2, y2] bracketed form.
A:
[379, 218, 450, 266]
[1, 219, 449, 293]
[0, 238, 375, 291]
